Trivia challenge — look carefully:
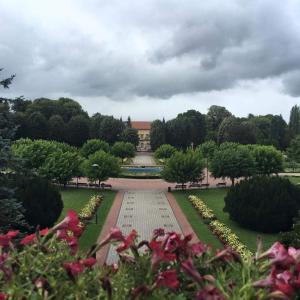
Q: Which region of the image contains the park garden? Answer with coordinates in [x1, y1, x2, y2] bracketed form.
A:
[2, 70, 300, 299]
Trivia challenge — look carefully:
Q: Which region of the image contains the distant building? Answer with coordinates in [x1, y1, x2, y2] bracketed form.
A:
[131, 121, 151, 151]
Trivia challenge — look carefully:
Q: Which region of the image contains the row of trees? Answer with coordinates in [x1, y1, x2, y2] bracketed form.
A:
[160, 142, 284, 187]
[12, 138, 136, 186]
[11, 97, 139, 147]
[151, 105, 300, 151]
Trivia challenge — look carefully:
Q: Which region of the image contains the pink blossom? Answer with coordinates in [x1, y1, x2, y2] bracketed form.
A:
[181, 257, 202, 283]
[195, 285, 226, 300]
[79, 258, 97, 268]
[63, 261, 85, 277]
[0, 230, 19, 247]
[155, 269, 180, 290]
[116, 230, 137, 253]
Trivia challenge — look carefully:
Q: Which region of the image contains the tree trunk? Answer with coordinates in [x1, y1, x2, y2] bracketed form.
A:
[231, 178, 235, 187]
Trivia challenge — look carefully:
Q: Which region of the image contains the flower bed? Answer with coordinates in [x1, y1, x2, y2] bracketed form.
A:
[188, 195, 216, 220]
[189, 195, 252, 259]
[1, 211, 300, 299]
[209, 220, 253, 259]
[78, 194, 102, 221]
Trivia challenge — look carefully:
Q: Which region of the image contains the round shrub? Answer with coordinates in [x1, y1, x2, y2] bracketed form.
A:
[224, 176, 300, 233]
[154, 144, 177, 160]
[14, 176, 63, 229]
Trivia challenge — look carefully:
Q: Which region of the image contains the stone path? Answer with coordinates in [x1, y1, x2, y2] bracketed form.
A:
[97, 190, 197, 265]
[132, 152, 156, 166]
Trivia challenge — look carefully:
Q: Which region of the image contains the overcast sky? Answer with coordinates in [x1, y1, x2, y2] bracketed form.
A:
[1, 0, 300, 121]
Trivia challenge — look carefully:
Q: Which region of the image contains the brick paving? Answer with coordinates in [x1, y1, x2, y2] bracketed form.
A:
[132, 152, 156, 166]
[97, 190, 198, 265]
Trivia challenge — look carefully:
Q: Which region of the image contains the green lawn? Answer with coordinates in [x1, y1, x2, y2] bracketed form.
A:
[59, 188, 117, 251]
[285, 176, 300, 185]
[173, 188, 279, 252]
[173, 191, 222, 250]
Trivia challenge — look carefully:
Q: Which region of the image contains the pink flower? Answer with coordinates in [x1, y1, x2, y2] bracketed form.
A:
[155, 269, 180, 290]
[0, 294, 9, 300]
[0, 230, 19, 247]
[20, 233, 36, 246]
[262, 242, 294, 267]
[39, 228, 49, 236]
[181, 257, 202, 284]
[195, 285, 226, 300]
[20, 228, 50, 246]
[190, 241, 211, 256]
[65, 236, 79, 256]
[63, 261, 85, 277]
[99, 227, 124, 247]
[164, 232, 181, 252]
[149, 240, 176, 269]
[116, 230, 137, 253]
[79, 258, 97, 268]
[54, 210, 82, 238]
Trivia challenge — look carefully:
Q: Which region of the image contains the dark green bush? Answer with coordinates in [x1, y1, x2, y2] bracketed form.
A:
[280, 211, 300, 248]
[14, 176, 63, 229]
[224, 176, 300, 233]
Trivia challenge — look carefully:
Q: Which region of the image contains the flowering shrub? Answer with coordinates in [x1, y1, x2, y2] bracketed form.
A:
[78, 194, 102, 220]
[189, 195, 252, 260]
[1, 211, 300, 299]
[189, 195, 216, 220]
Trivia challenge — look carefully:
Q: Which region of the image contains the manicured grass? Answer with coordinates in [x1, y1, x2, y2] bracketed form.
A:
[173, 191, 222, 250]
[59, 188, 117, 251]
[286, 176, 300, 185]
[173, 188, 279, 252]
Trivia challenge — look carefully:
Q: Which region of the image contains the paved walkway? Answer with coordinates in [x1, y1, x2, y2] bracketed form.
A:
[97, 191, 197, 265]
[132, 152, 156, 166]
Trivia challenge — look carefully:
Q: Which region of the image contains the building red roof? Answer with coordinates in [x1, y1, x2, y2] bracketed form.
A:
[131, 121, 151, 130]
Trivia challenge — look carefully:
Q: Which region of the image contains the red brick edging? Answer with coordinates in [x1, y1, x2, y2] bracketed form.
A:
[165, 192, 199, 243]
[96, 191, 124, 265]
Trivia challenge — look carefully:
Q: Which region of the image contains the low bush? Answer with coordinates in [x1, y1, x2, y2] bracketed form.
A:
[14, 176, 63, 229]
[280, 211, 300, 248]
[1, 211, 300, 299]
[224, 176, 300, 233]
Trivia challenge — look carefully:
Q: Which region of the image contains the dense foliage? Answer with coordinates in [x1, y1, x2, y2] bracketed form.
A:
[210, 144, 255, 186]
[14, 176, 63, 229]
[224, 176, 300, 233]
[83, 150, 120, 184]
[0, 69, 28, 233]
[81, 139, 110, 158]
[1, 210, 300, 299]
[162, 150, 204, 187]
[281, 211, 300, 248]
[111, 141, 135, 159]
[154, 144, 177, 160]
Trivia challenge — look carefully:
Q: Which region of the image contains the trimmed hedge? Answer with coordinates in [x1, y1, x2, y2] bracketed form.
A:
[224, 176, 300, 233]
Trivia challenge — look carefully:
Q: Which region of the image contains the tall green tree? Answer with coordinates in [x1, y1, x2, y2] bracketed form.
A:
[289, 105, 300, 137]
[162, 151, 204, 189]
[206, 105, 232, 141]
[287, 135, 300, 163]
[111, 142, 135, 159]
[83, 151, 120, 185]
[40, 150, 83, 186]
[0, 69, 28, 232]
[121, 127, 139, 147]
[81, 139, 110, 158]
[150, 120, 166, 150]
[249, 145, 283, 175]
[98, 116, 125, 144]
[67, 115, 90, 147]
[48, 115, 66, 142]
[210, 144, 255, 186]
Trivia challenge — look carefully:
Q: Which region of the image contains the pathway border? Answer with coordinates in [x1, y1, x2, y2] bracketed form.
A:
[166, 192, 199, 243]
[96, 191, 124, 265]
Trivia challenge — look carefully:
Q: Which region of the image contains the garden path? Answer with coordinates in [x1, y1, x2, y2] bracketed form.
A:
[131, 152, 156, 165]
[97, 190, 197, 264]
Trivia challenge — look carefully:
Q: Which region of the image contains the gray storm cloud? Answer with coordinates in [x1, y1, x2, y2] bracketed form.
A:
[1, 0, 300, 106]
